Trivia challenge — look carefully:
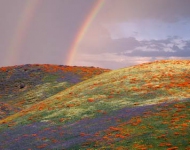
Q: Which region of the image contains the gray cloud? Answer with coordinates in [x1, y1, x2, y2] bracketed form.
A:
[81, 30, 190, 57]
[124, 37, 190, 57]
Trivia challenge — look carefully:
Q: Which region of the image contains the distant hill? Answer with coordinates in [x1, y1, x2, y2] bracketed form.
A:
[0, 60, 189, 150]
[0, 64, 110, 119]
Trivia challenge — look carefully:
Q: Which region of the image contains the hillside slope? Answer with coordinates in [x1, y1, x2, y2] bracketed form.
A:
[0, 60, 189, 149]
[1, 60, 189, 124]
[0, 64, 110, 118]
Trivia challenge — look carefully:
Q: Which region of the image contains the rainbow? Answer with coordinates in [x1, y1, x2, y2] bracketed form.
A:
[5, 0, 41, 66]
[66, 0, 105, 66]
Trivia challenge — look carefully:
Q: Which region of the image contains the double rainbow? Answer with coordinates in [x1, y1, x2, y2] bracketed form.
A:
[5, 0, 105, 66]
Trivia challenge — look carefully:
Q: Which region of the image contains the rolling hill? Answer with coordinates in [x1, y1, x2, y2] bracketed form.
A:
[0, 64, 110, 119]
[0, 60, 190, 150]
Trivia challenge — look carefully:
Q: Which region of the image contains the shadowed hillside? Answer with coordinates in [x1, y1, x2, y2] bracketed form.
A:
[0, 64, 110, 119]
[0, 60, 190, 149]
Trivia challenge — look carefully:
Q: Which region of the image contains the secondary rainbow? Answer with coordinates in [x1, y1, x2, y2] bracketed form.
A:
[66, 0, 105, 66]
[5, 0, 41, 66]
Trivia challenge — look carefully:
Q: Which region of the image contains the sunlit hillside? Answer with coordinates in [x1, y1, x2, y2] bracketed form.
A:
[0, 60, 190, 149]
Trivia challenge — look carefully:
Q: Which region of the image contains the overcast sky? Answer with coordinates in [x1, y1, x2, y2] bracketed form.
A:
[0, 0, 190, 69]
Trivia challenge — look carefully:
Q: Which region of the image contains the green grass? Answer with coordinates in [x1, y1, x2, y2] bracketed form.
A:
[1, 60, 189, 130]
[0, 60, 190, 149]
[84, 100, 190, 150]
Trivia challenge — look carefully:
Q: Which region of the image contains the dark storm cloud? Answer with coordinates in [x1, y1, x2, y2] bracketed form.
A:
[101, 0, 190, 23]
